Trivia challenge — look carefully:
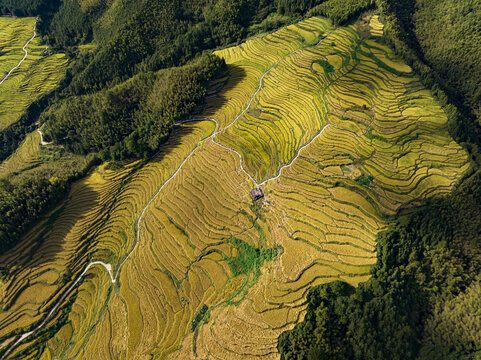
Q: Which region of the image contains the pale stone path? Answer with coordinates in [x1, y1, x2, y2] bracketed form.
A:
[0, 17, 37, 86]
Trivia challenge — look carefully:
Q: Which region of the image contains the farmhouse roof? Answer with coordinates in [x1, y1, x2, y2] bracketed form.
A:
[250, 188, 264, 201]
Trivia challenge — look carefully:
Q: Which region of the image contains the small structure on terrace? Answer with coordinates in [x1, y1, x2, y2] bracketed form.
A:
[250, 188, 264, 201]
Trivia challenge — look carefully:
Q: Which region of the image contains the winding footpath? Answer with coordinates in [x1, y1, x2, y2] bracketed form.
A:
[0, 25, 359, 358]
[0, 18, 52, 149]
[37, 128, 52, 145]
[0, 17, 37, 86]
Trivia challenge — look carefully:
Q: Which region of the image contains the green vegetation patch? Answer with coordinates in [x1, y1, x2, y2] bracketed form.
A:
[226, 238, 277, 278]
[191, 304, 209, 332]
[308, 0, 375, 25]
[249, 198, 264, 219]
[354, 174, 373, 187]
[365, 127, 387, 142]
[313, 59, 334, 74]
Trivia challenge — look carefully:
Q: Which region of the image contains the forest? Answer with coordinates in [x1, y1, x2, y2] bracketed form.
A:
[42, 53, 225, 159]
[0, 157, 93, 252]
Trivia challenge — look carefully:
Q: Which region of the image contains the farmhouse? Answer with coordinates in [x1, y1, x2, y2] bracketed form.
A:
[250, 188, 264, 201]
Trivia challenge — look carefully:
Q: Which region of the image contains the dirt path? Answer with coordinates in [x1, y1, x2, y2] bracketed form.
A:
[0, 19, 52, 150]
[0, 17, 37, 86]
[37, 128, 52, 146]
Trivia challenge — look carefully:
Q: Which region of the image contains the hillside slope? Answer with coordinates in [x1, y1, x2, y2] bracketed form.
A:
[0, 15, 469, 359]
[279, 1, 481, 359]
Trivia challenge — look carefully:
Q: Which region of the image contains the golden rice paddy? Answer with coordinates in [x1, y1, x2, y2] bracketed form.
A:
[0, 15, 469, 359]
[0, 17, 68, 130]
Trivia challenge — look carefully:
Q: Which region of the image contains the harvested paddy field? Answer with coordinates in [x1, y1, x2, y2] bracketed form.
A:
[0, 17, 68, 130]
[0, 15, 470, 359]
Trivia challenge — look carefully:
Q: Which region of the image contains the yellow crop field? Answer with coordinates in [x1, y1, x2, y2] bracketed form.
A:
[0, 130, 41, 176]
[0, 15, 470, 360]
[0, 17, 68, 130]
[369, 15, 384, 37]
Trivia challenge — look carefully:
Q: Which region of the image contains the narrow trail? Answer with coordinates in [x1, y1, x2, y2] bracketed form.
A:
[37, 128, 52, 146]
[0, 25, 357, 359]
[180, 28, 361, 188]
[181, 119, 360, 188]
[0, 17, 37, 86]
[0, 262, 114, 354]
[0, 18, 52, 149]
[0, 17, 50, 151]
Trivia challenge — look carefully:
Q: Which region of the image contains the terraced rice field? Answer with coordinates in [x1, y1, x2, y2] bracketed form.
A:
[0, 130, 41, 177]
[0, 17, 68, 130]
[0, 15, 470, 359]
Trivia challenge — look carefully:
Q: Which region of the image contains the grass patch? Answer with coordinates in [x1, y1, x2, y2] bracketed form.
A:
[226, 238, 277, 278]
[365, 127, 387, 142]
[191, 304, 209, 331]
[313, 59, 334, 74]
[355, 174, 374, 187]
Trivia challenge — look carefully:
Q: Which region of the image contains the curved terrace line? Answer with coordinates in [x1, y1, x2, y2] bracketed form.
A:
[0, 18, 53, 148]
[0, 17, 51, 150]
[0, 17, 37, 86]
[0, 24, 354, 359]
[177, 118, 360, 188]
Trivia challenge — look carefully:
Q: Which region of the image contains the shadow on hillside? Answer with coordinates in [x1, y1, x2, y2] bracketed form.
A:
[0, 183, 98, 289]
[0, 64, 247, 277]
[202, 64, 248, 119]
[150, 64, 247, 166]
